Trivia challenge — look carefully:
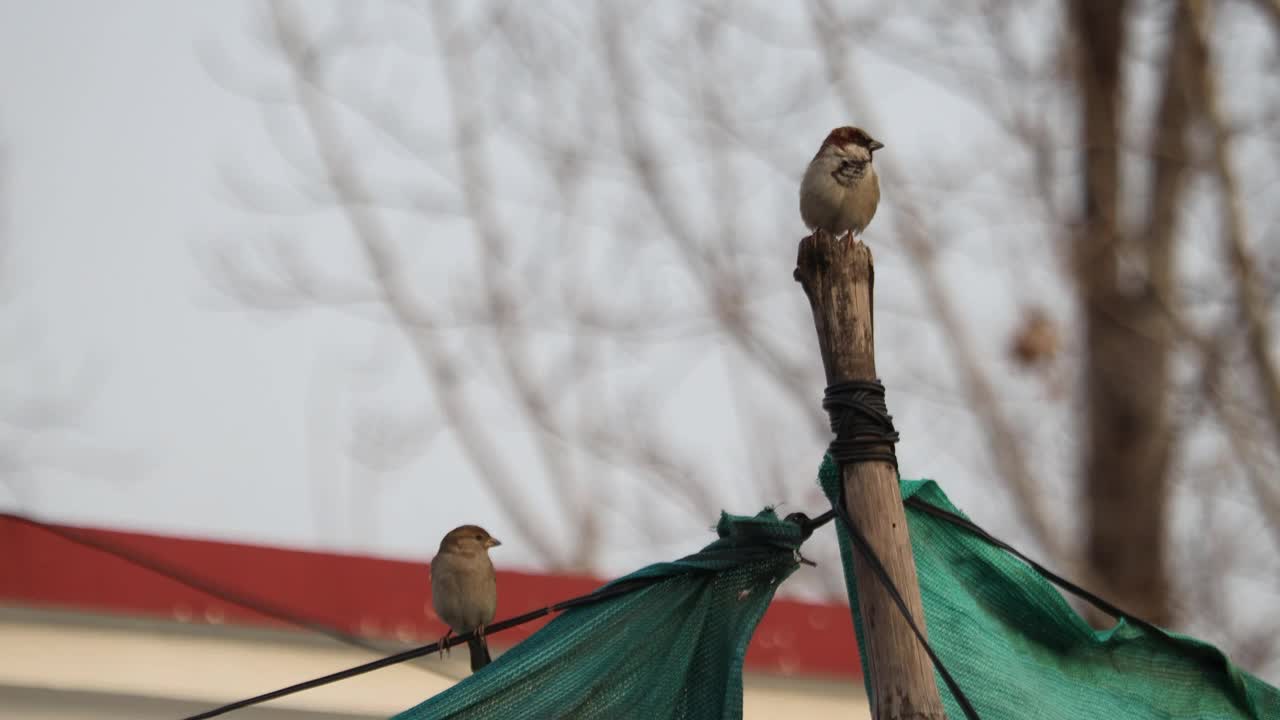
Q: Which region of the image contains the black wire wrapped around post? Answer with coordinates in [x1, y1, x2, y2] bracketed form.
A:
[823, 379, 900, 468]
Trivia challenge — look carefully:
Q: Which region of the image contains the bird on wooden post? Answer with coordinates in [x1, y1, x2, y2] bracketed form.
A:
[799, 126, 884, 240]
[794, 129, 950, 720]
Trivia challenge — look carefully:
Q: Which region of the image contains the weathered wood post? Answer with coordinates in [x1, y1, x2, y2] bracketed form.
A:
[794, 231, 946, 719]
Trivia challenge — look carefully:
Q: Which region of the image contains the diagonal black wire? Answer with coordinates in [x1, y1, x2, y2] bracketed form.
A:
[181, 563, 746, 718]
[182, 626, 510, 720]
[831, 486, 982, 720]
[0, 511, 406, 657]
[828, 478, 1177, 719]
[902, 497, 1161, 631]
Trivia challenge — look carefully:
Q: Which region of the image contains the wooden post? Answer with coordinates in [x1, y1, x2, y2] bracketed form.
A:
[794, 231, 946, 720]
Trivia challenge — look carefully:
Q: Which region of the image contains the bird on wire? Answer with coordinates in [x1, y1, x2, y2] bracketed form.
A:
[430, 524, 501, 672]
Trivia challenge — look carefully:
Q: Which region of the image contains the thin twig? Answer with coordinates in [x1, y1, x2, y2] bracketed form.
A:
[268, 0, 563, 564]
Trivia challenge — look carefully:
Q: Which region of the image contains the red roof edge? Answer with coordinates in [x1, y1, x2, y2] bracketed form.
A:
[0, 513, 861, 678]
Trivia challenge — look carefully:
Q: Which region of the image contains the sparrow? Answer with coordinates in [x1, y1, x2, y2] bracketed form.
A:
[799, 126, 884, 239]
[430, 524, 501, 672]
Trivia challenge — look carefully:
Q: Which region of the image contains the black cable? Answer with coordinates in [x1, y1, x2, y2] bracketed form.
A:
[903, 497, 1163, 633]
[784, 508, 836, 537]
[832, 486, 982, 720]
[181, 557, 740, 718]
[182, 516, 833, 719]
[0, 511, 403, 657]
[181, 617, 541, 720]
[900, 496, 1247, 699]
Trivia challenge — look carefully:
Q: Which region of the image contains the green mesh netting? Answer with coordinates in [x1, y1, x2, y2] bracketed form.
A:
[393, 459, 1280, 720]
[816, 456, 1280, 720]
[392, 508, 804, 719]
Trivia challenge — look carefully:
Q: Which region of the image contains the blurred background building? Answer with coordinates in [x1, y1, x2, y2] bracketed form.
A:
[1, 514, 867, 718]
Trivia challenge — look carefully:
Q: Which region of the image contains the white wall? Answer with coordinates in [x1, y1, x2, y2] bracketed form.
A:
[0, 607, 869, 719]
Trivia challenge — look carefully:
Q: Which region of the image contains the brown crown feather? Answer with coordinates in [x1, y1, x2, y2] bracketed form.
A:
[819, 126, 880, 153]
[440, 524, 496, 549]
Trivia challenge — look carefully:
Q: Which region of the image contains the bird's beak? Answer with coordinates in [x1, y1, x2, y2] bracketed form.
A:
[486, 537, 502, 549]
[868, 139, 885, 152]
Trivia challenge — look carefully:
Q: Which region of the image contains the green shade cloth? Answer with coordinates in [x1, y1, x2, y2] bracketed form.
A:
[392, 508, 805, 720]
[817, 456, 1280, 720]
[392, 457, 1280, 719]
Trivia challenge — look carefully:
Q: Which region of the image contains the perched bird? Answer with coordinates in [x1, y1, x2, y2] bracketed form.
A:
[799, 126, 884, 239]
[431, 525, 501, 672]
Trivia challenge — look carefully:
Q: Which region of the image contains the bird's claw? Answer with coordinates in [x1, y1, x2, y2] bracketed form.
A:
[438, 629, 453, 661]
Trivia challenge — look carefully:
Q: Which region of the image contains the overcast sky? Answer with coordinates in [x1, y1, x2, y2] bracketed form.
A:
[1, 2, 370, 543]
[4, 1, 1007, 575]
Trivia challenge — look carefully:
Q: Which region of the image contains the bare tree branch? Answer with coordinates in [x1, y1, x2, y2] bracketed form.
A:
[1187, 0, 1280, 463]
[267, 0, 566, 565]
[1251, 0, 1280, 33]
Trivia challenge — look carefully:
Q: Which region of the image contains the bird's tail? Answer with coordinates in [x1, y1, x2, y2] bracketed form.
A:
[467, 635, 492, 672]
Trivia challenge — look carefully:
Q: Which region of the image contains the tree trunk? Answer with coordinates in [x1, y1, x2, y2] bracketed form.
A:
[1070, 0, 1179, 626]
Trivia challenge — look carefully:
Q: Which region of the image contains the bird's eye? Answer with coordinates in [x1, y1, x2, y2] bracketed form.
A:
[475, 535, 483, 541]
